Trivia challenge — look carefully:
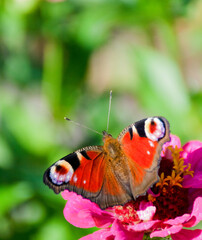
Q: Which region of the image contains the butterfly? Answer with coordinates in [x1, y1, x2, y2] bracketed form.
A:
[43, 117, 170, 209]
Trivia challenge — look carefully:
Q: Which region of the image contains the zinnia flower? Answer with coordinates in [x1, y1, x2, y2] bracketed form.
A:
[61, 134, 202, 240]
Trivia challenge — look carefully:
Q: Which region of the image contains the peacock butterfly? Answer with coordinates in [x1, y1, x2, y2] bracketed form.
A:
[43, 117, 170, 209]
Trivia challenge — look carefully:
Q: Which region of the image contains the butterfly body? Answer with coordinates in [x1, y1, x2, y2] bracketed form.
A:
[102, 134, 132, 193]
[44, 117, 170, 209]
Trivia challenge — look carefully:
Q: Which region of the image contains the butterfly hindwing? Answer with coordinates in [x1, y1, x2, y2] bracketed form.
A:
[118, 117, 170, 198]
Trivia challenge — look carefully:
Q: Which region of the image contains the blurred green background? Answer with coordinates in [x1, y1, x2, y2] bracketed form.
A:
[0, 0, 201, 239]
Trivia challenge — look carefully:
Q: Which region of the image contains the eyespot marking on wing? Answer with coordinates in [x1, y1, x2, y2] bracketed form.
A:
[49, 160, 74, 185]
[144, 117, 165, 141]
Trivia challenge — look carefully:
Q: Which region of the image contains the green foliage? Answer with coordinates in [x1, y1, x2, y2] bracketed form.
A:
[0, 0, 201, 239]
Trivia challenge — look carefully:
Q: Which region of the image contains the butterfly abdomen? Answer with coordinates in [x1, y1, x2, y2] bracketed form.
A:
[102, 135, 131, 193]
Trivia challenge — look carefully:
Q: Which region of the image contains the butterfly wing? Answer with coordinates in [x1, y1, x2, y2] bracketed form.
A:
[118, 117, 170, 199]
[44, 147, 104, 195]
[43, 146, 132, 209]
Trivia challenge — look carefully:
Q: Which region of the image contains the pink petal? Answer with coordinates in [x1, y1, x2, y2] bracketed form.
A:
[161, 134, 181, 159]
[182, 141, 202, 160]
[171, 229, 202, 240]
[183, 216, 197, 228]
[112, 220, 144, 240]
[187, 196, 202, 227]
[137, 201, 156, 221]
[183, 147, 202, 188]
[61, 190, 76, 200]
[183, 144, 202, 167]
[150, 224, 182, 238]
[79, 228, 114, 240]
[62, 190, 114, 228]
[183, 174, 202, 188]
[164, 213, 190, 225]
[128, 220, 160, 232]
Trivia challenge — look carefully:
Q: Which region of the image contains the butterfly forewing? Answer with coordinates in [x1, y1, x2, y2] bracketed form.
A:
[44, 147, 104, 195]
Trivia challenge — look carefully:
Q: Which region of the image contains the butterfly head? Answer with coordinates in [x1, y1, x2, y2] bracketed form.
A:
[102, 130, 112, 137]
[102, 130, 114, 144]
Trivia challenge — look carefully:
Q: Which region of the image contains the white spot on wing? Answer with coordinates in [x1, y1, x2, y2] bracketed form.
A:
[73, 175, 78, 183]
[83, 180, 86, 184]
[149, 140, 154, 147]
[147, 150, 150, 155]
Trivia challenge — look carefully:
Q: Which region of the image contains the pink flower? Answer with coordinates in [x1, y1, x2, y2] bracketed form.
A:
[61, 134, 202, 239]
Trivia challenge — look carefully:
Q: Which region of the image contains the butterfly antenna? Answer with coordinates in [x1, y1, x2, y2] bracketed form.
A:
[64, 117, 103, 136]
[107, 90, 112, 132]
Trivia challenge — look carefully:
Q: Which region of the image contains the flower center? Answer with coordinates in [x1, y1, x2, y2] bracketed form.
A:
[148, 145, 194, 220]
[114, 200, 142, 224]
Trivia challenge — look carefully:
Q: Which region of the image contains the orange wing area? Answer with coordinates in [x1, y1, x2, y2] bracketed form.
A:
[121, 131, 158, 181]
[120, 131, 160, 197]
[121, 131, 158, 170]
[69, 150, 105, 193]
